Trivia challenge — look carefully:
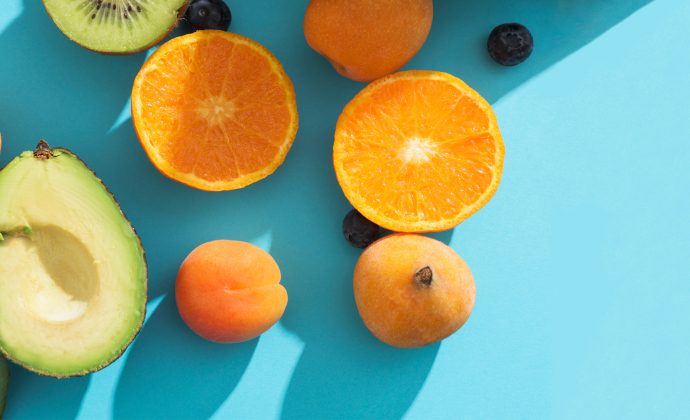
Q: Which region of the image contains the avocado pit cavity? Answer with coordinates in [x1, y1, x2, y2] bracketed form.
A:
[15, 225, 99, 322]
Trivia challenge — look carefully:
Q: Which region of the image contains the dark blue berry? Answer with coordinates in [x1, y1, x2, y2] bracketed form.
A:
[487, 23, 533, 66]
[186, 0, 232, 32]
[342, 209, 380, 249]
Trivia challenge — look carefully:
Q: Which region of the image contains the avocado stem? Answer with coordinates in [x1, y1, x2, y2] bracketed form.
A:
[416, 266, 433, 286]
[34, 140, 52, 160]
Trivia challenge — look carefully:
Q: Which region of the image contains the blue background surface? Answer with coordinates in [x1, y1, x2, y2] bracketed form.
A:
[1, 0, 689, 418]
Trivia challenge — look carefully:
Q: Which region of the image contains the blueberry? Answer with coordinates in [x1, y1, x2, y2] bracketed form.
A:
[342, 209, 380, 249]
[487, 23, 533, 66]
[186, 0, 232, 32]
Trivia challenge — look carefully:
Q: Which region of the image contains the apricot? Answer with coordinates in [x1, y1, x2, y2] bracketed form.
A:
[303, 0, 433, 82]
[175, 240, 287, 343]
[353, 234, 475, 348]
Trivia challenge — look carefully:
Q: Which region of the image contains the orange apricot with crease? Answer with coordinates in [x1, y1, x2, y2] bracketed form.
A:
[176, 240, 287, 343]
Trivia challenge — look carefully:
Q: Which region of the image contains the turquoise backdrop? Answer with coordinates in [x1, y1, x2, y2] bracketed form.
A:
[1, 0, 688, 418]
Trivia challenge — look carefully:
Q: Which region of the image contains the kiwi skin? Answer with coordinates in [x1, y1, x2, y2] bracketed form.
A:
[43, 0, 190, 56]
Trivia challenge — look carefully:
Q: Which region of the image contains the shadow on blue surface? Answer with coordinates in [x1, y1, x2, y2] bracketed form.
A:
[0, 0, 653, 419]
[425, 0, 654, 104]
[3, 365, 89, 420]
[273, 1, 654, 418]
[0, 1, 143, 418]
[112, 292, 258, 419]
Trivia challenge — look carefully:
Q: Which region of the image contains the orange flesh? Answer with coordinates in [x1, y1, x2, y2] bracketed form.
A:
[334, 71, 504, 232]
[132, 31, 298, 191]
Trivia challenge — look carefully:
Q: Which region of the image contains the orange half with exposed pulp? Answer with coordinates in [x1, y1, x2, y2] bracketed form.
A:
[334, 70, 504, 232]
[132, 30, 298, 191]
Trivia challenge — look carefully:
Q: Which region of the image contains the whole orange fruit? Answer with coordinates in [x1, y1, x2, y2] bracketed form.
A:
[353, 234, 475, 348]
[303, 0, 433, 82]
[176, 240, 288, 343]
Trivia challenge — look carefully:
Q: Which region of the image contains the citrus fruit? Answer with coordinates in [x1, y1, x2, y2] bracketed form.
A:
[333, 70, 504, 232]
[353, 233, 475, 348]
[132, 30, 298, 191]
[176, 240, 287, 343]
[303, 0, 433, 82]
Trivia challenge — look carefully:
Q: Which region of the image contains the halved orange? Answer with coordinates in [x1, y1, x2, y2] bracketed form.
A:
[334, 70, 504, 232]
[132, 30, 298, 191]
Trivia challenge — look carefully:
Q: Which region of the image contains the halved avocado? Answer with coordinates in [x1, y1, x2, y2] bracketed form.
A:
[0, 355, 8, 418]
[0, 141, 147, 378]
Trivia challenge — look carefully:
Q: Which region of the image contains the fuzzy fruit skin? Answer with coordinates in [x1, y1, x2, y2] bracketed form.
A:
[176, 240, 287, 343]
[303, 0, 433, 82]
[353, 234, 475, 348]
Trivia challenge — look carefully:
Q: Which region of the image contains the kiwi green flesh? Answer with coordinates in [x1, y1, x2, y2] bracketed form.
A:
[43, 0, 188, 54]
[0, 356, 7, 418]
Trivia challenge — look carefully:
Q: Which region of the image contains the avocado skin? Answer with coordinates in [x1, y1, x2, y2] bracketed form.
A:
[1, 355, 9, 418]
[0, 141, 147, 378]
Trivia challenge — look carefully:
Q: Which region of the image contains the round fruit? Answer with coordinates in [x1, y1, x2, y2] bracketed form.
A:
[42, 0, 189, 55]
[303, 0, 433, 82]
[186, 0, 231, 31]
[132, 30, 298, 191]
[176, 240, 287, 343]
[334, 70, 505, 233]
[342, 209, 380, 248]
[487, 23, 534, 66]
[353, 234, 475, 348]
[0, 141, 146, 377]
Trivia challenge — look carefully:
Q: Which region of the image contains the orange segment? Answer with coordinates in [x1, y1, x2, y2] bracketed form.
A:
[132, 30, 298, 191]
[334, 70, 504, 232]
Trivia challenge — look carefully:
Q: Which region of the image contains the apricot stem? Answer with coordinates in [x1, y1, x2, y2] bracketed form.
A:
[416, 266, 433, 286]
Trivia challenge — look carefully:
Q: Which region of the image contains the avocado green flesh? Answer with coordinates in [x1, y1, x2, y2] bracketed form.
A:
[0, 148, 146, 377]
[43, 0, 188, 53]
[0, 356, 8, 418]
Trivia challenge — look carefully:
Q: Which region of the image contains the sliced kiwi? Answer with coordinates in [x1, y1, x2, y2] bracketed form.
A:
[43, 0, 189, 55]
